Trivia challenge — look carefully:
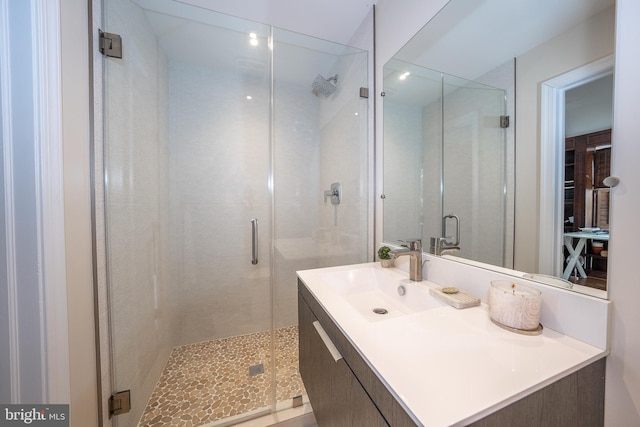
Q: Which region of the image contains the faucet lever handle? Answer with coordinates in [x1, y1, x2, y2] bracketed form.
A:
[399, 238, 421, 251]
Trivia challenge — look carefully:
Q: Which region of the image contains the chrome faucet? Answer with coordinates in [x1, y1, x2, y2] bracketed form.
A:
[429, 237, 461, 255]
[390, 239, 423, 281]
[430, 214, 461, 255]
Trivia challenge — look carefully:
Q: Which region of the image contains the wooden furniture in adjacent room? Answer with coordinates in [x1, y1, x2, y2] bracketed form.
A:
[564, 129, 611, 284]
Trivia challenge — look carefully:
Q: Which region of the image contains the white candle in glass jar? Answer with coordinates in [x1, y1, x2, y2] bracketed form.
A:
[489, 280, 542, 331]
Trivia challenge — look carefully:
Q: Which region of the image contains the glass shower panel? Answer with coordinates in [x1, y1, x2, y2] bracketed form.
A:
[270, 28, 369, 407]
[103, 1, 274, 425]
[442, 75, 507, 266]
[382, 59, 443, 246]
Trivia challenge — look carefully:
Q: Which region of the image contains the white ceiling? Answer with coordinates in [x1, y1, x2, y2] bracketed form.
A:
[394, 0, 615, 81]
[384, 0, 615, 106]
[130, 0, 372, 87]
[171, 0, 375, 45]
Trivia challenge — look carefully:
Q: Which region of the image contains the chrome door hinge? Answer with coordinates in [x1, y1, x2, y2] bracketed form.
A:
[500, 115, 510, 128]
[109, 390, 131, 417]
[99, 30, 122, 58]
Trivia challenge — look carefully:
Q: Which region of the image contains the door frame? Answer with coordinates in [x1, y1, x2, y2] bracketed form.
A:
[538, 55, 614, 277]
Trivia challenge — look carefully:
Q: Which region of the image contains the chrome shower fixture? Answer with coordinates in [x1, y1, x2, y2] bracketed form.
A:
[311, 74, 338, 97]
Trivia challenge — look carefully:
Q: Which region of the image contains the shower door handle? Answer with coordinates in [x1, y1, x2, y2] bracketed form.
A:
[442, 214, 460, 246]
[251, 218, 258, 265]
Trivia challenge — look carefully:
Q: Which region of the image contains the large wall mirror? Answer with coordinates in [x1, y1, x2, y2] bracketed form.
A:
[382, 0, 615, 298]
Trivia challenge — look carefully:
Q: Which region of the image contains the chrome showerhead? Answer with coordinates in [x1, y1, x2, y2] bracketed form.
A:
[311, 74, 338, 97]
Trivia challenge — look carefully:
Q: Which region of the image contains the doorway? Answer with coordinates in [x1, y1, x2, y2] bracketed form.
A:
[539, 55, 614, 294]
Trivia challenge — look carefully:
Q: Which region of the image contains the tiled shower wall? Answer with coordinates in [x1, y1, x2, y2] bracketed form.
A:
[168, 46, 370, 340]
[383, 98, 426, 243]
[317, 51, 370, 254]
[420, 79, 507, 266]
[433, 61, 515, 268]
[274, 48, 371, 329]
[167, 62, 275, 345]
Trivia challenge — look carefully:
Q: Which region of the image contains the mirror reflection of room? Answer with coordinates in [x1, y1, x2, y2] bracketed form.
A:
[382, 0, 615, 299]
[563, 75, 613, 291]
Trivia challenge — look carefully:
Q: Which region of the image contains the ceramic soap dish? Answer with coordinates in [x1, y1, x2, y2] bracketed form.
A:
[429, 286, 480, 309]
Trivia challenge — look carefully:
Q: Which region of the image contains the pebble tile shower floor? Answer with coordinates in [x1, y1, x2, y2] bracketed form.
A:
[138, 326, 305, 427]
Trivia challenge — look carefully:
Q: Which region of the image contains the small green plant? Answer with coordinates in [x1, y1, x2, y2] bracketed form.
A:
[378, 246, 391, 260]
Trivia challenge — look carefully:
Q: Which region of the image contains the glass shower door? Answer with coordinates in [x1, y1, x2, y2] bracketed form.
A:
[270, 28, 370, 411]
[103, 1, 275, 426]
[442, 75, 507, 266]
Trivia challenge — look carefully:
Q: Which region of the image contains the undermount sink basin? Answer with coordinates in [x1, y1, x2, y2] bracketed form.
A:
[320, 266, 446, 321]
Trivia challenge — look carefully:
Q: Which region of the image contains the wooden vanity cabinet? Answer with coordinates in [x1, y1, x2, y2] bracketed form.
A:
[298, 291, 388, 427]
[469, 357, 605, 427]
[298, 280, 414, 426]
[298, 280, 606, 427]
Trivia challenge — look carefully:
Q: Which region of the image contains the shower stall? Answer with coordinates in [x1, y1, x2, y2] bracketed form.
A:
[97, 1, 370, 425]
[382, 58, 512, 268]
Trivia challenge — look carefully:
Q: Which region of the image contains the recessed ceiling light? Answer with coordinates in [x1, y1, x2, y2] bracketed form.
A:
[249, 32, 258, 46]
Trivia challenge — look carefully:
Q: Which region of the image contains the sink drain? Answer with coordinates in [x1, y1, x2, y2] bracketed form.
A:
[373, 308, 388, 315]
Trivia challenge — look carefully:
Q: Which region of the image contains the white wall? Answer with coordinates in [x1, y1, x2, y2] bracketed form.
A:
[0, 39, 8, 401]
[1, 0, 42, 402]
[383, 99, 424, 241]
[565, 74, 614, 137]
[605, 1, 640, 424]
[1, 0, 47, 403]
[2, 0, 78, 409]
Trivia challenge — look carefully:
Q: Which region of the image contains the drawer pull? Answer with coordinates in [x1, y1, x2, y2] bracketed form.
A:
[313, 321, 343, 362]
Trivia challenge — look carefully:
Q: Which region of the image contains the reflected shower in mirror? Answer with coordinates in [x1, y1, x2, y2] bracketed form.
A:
[383, 60, 510, 267]
[382, 0, 615, 298]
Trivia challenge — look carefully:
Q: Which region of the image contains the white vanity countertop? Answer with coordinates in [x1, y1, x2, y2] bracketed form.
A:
[297, 262, 608, 427]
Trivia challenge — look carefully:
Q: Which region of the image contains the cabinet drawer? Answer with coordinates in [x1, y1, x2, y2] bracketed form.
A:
[299, 293, 388, 427]
[298, 280, 417, 426]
